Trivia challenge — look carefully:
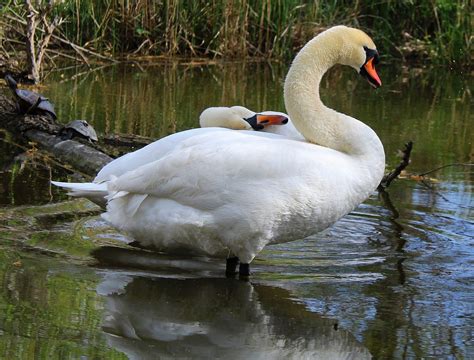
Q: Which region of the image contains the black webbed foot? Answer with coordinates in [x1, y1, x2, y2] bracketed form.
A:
[226, 256, 239, 277]
[239, 263, 250, 278]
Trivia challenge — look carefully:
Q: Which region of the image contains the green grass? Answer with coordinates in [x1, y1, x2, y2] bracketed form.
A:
[2, 0, 472, 65]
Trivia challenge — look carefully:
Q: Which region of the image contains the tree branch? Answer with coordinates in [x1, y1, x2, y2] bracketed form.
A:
[52, 34, 118, 63]
[378, 141, 413, 190]
[25, 0, 39, 82]
[3, 12, 118, 68]
[417, 163, 474, 177]
[36, 14, 64, 74]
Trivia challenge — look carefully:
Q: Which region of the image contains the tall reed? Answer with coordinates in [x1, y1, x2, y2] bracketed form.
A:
[2, 0, 471, 65]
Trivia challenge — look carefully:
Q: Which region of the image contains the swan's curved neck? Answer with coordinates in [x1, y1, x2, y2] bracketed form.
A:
[284, 31, 384, 164]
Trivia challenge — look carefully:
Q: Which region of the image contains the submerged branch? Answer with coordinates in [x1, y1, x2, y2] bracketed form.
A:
[418, 163, 474, 177]
[378, 141, 413, 190]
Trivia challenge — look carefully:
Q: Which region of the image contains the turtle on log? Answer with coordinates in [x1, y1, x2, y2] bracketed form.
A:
[4, 74, 57, 119]
[59, 120, 98, 142]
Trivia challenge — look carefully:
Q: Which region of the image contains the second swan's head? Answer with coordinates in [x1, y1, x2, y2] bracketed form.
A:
[331, 26, 382, 88]
[199, 106, 288, 130]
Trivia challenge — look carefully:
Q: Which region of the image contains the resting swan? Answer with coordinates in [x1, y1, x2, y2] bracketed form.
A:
[54, 26, 385, 277]
[200, 106, 305, 140]
[199, 105, 288, 131]
[52, 110, 288, 207]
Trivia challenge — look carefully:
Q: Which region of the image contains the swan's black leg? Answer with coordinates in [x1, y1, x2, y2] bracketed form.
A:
[226, 256, 239, 277]
[239, 263, 250, 277]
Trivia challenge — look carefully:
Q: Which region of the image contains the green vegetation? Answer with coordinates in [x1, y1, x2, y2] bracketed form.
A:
[1, 1, 472, 65]
[0, 248, 126, 359]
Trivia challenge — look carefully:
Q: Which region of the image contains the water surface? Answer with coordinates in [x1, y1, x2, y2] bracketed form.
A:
[0, 62, 472, 359]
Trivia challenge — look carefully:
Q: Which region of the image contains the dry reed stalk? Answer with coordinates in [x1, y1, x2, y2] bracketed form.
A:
[0, 0, 470, 65]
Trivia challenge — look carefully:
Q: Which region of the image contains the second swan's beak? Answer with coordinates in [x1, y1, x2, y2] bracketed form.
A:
[257, 114, 289, 126]
[244, 114, 289, 131]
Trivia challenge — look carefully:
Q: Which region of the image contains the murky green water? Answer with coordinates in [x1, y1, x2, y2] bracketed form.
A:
[0, 62, 472, 359]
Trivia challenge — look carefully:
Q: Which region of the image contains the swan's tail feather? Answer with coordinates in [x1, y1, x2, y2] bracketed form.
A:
[106, 190, 129, 201]
[103, 193, 148, 220]
[51, 181, 108, 208]
[123, 193, 148, 217]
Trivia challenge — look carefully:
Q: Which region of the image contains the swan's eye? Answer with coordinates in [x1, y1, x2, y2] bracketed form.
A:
[363, 46, 379, 65]
[373, 53, 380, 65]
[243, 115, 264, 130]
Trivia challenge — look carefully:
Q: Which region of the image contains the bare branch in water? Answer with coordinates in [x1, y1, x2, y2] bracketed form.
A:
[378, 141, 413, 190]
[417, 163, 474, 177]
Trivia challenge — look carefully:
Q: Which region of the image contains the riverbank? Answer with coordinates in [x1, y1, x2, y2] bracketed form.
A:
[1, 0, 471, 70]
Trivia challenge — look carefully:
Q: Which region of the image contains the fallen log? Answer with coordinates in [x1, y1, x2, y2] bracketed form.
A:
[25, 129, 112, 175]
[0, 93, 112, 176]
[102, 133, 154, 148]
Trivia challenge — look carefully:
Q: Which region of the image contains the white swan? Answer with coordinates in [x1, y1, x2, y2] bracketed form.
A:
[199, 105, 288, 131]
[200, 105, 305, 140]
[54, 26, 385, 276]
[52, 109, 289, 207]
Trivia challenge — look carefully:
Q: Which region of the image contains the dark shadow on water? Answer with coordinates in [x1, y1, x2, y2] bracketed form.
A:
[96, 270, 372, 359]
[92, 245, 225, 278]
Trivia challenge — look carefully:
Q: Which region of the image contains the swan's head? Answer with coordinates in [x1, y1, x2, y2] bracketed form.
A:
[199, 106, 288, 130]
[333, 26, 382, 88]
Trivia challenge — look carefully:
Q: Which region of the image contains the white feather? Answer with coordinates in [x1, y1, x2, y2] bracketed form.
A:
[51, 181, 108, 206]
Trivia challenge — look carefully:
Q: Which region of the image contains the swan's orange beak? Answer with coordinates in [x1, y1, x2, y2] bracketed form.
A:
[256, 114, 289, 126]
[362, 57, 382, 88]
[244, 113, 289, 130]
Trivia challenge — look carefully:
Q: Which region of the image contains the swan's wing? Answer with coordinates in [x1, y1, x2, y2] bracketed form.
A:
[263, 121, 304, 140]
[259, 111, 305, 141]
[106, 130, 338, 211]
[94, 127, 290, 183]
[94, 128, 226, 183]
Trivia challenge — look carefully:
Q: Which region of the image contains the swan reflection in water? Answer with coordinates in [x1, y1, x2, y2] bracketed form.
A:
[96, 251, 371, 359]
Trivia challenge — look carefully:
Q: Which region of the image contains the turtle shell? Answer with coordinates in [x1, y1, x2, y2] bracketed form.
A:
[17, 91, 56, 119]
[35, 97, 56, 119]
[4, 75, 56, 119]
[63, 120, 98, 142]
[16, 88, 41, 106]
